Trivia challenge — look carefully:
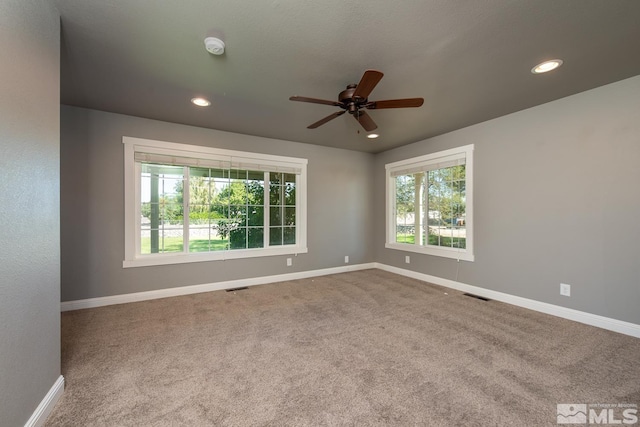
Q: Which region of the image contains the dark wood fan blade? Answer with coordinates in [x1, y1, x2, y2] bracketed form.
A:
[290, 96, 341, 107]
[367, 98, 424, 109]
[308, 110, 346, 129]
[354, 110, 378, 132]
[352, 70, 384, 100]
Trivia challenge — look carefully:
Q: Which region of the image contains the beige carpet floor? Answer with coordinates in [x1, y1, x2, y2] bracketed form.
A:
[47, 270, 640, 426]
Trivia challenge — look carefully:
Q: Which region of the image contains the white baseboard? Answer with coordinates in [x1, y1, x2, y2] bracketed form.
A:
[374, 263, 640, 339]
[24, 375, 64, 427]
[61, 263, 377, 311]
[60, 262, 640, 339]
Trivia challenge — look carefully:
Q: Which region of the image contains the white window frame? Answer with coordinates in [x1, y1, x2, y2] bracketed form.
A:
[385, 144, 474, 262]
[123, 136, 308, 268]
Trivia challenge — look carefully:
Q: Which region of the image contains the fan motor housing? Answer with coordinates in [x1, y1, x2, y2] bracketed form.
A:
[339, 84, 366, 114]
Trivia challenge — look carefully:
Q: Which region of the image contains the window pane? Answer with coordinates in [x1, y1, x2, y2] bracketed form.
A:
[285, 207, 296, 226]
[213, 218, 238, 243]
[142, 226, 183, 254]
[211, 204, 228, 219]
[227, 181, 247, 205]
[270, 207, 282, 226]
[248, 228, 264, 249]
[230, 169, 247, 180]
[283, 227, 296, 245]
[427, 165, 466, 249]
[213, 173, 230, 205]
[247, 178, 264, 205]
[160, 203, 182, 223]
[141, 202, 152, 221]
[210, 168, 227, 179]
[453, 235, 466, 249]
[229, 228, 246, 249]
[140, 164, 184, 254]
[230, 205, 247, 226]
[189, 205, 215, 225]
[188, 227, 211, 252]
[189, 168, 212, 206]
[396, 223, 414, 244]
[247, 170, 263, 181]
[188, 226, 228, 252]
[270, 172, 282, 185]
[270, 227, 283, 246]
[247, 206, 264, 226]
[270, 184, 281, 205]
[190, 167, 209, 178]
[395, 174, 415, 244]
[285, 183, 296, 205]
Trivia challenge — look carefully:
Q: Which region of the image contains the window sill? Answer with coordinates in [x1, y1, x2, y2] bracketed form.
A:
[385, 242, 474, 262]
[123, 245, 308, 268]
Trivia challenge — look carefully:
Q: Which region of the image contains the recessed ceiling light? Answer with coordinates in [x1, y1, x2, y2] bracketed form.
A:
[191, 97, 211, 107]
[531, 59, 563, 74]
[367, 133, 379, 139]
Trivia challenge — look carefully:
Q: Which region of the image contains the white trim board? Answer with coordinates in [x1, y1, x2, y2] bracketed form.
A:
[24, 375, 64, 427]
[61, 263, 377, 311]
[374, 263, 640, 339]
[60, 263, 640, 339]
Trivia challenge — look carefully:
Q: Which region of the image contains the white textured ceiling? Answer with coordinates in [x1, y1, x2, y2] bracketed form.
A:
[55, 0, 640, 153]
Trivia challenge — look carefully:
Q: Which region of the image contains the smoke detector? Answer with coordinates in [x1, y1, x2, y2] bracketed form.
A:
[204, 37, 225, 55]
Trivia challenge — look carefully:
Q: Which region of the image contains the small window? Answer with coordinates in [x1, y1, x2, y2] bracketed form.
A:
[123, 137, 308, 267]
[385, 145, 474, 261]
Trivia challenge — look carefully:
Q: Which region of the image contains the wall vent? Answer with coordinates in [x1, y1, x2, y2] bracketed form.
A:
[463, 293, 490, 301]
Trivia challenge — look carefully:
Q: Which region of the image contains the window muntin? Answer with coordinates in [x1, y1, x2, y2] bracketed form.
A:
[386, 145, 473, 261]
[124, 137, 307, 267]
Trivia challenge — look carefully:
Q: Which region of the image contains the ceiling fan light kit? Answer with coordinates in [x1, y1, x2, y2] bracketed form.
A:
[290, 69, 424, 134]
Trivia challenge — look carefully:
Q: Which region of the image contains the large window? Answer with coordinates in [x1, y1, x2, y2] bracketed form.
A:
[385, 145, 474, 261]
[124, 137, 307, 267]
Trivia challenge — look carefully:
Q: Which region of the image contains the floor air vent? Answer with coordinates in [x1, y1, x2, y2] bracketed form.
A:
[226, 287, 249, 292]
[463, 293, 490, 301]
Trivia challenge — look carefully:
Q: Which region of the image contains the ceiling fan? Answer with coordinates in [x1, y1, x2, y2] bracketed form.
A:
[289, 70, 424, 132]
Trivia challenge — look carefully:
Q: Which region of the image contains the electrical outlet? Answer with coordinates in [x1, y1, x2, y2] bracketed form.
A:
[560, 283, 571, 297]
[286, 258, 292, 267]
[344, 255, 349, 264]
[405, 255, 410, 264]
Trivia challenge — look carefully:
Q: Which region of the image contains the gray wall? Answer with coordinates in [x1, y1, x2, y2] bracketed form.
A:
[0, 1, 61, 426]
[375, 75, 640, 325]
[61, 76, 640, 326]
[60, 106, 375, 301]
